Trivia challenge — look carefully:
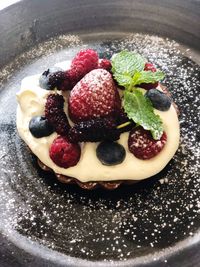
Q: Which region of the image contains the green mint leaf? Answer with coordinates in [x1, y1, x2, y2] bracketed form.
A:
[123, 89, 163, 140]
[111, 50, 165, 138]
[111, 51, 146, 76]
[113, 73, 133, 88]
[132, 70, 165, 86]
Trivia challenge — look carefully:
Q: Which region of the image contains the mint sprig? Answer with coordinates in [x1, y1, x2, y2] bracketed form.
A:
[123, 90, 163, 140]
[111, 50, 146, 77]
[132, 70, 165, 86]
[111, 51, 165, 140]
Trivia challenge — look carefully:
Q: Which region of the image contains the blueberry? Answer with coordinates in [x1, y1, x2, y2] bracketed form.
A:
[29, 116, 54, 138]
[96, 141, 126, 166]
[145, 89, 172, 111]
[39, 67, 63, 90]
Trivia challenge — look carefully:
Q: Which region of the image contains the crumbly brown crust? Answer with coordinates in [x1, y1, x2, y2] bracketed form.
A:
[35, 84, 179, 190]
[37, 159, 137, 190]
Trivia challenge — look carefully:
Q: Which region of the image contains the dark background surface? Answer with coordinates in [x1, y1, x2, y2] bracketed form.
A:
[0, 0, 199, 68]
[1, 231, 200, 267]
[0, 0, 200, 266]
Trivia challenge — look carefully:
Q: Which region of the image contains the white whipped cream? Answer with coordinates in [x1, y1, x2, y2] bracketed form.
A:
[16, 61, 180, 182]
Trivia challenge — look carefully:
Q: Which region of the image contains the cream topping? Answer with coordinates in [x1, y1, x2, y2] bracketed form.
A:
[16, 61, 180, 182]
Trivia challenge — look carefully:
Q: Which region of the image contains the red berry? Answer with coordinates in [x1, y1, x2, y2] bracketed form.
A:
[68, 69, 121, 122]
[140, 62, 158, 90]
[50, 136, 81, 168]
[128, 126, 167, 160]
[98, 59, 112, 71]
[144, 63, 157, 72]
[67, 49, 99, 88]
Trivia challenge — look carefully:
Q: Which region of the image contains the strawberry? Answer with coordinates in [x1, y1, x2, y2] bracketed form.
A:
[68, 69, 121, 122]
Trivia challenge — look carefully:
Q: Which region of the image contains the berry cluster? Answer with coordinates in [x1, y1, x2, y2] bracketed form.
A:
[30, 49, 170, 169]
[39, 49, 112, 91]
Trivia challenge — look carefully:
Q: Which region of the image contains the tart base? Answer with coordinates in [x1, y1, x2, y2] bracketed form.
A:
[37, 159, 138, 190]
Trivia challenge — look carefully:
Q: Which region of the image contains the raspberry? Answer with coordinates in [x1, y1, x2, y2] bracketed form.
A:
[50, 136, 81, 168]
[68, 117, 120, 143]
[144, 63, 157, 72]
[98, 59, 112, 71]
[67, 49, 99, 88]
[140, 62, 159, 90]
[68, 69, 121, 122]
[128, 126, 167, 159]
[45, 94, 70, 136]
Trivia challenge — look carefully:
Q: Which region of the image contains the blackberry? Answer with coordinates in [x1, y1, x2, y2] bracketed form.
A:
[39, 68, 71, 91]
[68, 117, 120, 143]
[45, 94, 70, 136]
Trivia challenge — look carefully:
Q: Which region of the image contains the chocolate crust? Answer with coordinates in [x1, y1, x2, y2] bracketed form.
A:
[33, 84, 179, 190]
[37, 159, 137, 190]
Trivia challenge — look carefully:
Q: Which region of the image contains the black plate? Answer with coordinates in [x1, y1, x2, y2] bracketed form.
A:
[0, 0, 200, 266]
[0, 32, 200, 267]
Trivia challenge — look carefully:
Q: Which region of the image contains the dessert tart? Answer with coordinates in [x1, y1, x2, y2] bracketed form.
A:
[16, 49, 180, 189]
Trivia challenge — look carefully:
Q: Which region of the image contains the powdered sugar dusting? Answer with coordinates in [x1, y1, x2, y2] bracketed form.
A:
[0, 33, 199, 264]
[0, 34, 82, 88]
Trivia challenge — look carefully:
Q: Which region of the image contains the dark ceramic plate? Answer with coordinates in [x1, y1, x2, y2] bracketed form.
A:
[0, 1, 200, 267]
